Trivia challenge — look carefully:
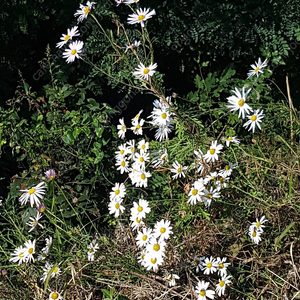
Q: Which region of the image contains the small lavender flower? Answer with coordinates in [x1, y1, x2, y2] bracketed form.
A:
[45, 169, 56, 180]
[37, 203, 46, 213]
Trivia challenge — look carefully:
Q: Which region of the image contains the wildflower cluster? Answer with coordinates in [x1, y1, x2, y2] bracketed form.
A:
[227, 58, 267, 133]
[192, 256, 232, 298]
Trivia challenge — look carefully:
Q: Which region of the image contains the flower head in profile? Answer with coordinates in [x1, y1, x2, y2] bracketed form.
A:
[19, 182, 46, 207]
[63, 40, 84, 63]
[133, 62, 157, 81]
[45, 169, 56, 180]
[243, 109, 264, 133]
[74, 1, 96, 23]
[49, 292, 63, 300]
[163, 272, 180, 287]
[127, 8, 156, 28]
[56, 26, 80, 48]
[117, 118, 127, 139]
[224, 136, 240, 147]
[26, 211, 44, 232]
[247, 58, 268, 79]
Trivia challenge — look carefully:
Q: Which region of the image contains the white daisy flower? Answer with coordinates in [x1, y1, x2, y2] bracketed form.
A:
[9, 246, 28, 265]
[42, 236, 53, 253]
[115, 143, 128, 159]
[124, 0, 139, 4]
[108, 199, 125, 218]
[144, 254, 164, 272]
[224, 136, 240, 147]
[227, 87, 253, 119]
[131, 199, 151, 220]
[154, 124, 173, 141]
[151, 149, 168, 167]
[126, 139, 136, 160]
[87, 242, 99, 261]
[194, 149, 205, 175]
[247, 58, 268, 79]
[137, 249, 147, 266]
[137, 139, 149, 153]
[130, 214, 144, 231]
[216, 173, 230, 189]
[204, 171, 219, 185]
[192, 257, 205, 273]
[248, 226, 263, 244]
[134, 152, 150, 169]
[115, 0, 124, 6]
[117, 118, 127, 139]
[74, 1, 96, 23]
[215, 274, 232, 297]
[131, 110, 143, 123]
[243, 109, 264, 133]
[49, 292, 63, 300]
[153, 219, 173, 241]
[109, 182, 126, 202]
[136, 227, 153, 248]
[127, 8, 156, 28]
[219, 163, 237, 178]
[203, 187, 220, 207]
[38, 251, 48, 261]
[63, 40, 84, 63]
[131, 118, 145, 135]
[201, 256, 218, 275]
[56, 26, 80, 48]
[24, 239, 36, 263]
[26, 211, 44, 232]
[115, 158, 129, 174]
[163, 273, 180, 287]
[203, 140, 223, 163]
[195, 280, 215, 300]
[187, 180, 205, 205]
[133, 62, 157, 80]
[215, 257, 230, 277]
[123, 40, 142, 49]
[146, 237, 166, 259]
[132, 169, 151, 188]
[19, 181, 46, 207]
[170, 161, 188, 179]
[250, 215, 268, 231]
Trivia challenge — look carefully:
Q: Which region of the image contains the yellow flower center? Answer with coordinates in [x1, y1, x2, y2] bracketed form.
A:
[153, 244, 160, 251]
[64, 35, 70, 41]
[219, 263, 224, 269]
[42, 253, 46, 258]
[192, 189, 198, 196]
[143, 68, 150, 74]
[40, 206, 46, 213]
[19, 252, 24, 258]
[138, 15, 145, 21]
[251, 115, 257, 121]
[28, 188, 35, 195]
[177, 168, 182, 173]
[136, 218, 141, 223]
[142, 235, 147, 241]
[219, 280, 225, 287]
[120, 150, 125, 154]
[211, 176, 215, 180]
[50, 176, 55, 180]
[200, 290, 206, 296]
[220, 177, 224, 183]
[71, 49, 77, 55]
[115, 203, 120, 209]
[121, 161, 125, 167]
[194, 259, 199, 266]
[84, 7, 90, 14]
[161, 113, 167, 119]
[140, 157, 144, 162]
[225, 165, 230, 171]
[238, 99, 245, 107]
[141, 174, 146, 180]
[121, 125, 126, 131]
[160, 227, 166, 234]
[252, 232, 256, 237]
[151, 258, 157, 264]
[142, 254, 145, 259]
[53, 267, 58, 273]
[137, 206, 143, 212]
[28, 248, 33, 254]
[227, 137, 232, 141]
[255, 67, 259, 72]
[115, 190, 120, 195]
[142, 145, 145, 149]
[207, 263, 212, 268]
[89, 248, 94, 253]
[207, 193, 212, 198]
[210, 149, 215, 155]
[256, 222, 261, 227]
[51, 293, 59, 300]
[136, 125, 141, 129]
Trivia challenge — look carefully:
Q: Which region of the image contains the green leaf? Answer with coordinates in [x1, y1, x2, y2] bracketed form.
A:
[94, 152, 104, 164]
[62, 129, 75, 145]
[95, 126, 104, 138]
[73, 127, 81, 139]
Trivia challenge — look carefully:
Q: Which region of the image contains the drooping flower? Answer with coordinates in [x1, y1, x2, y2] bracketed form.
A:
[74, 1, 96, 23]
[56, 26, 80, 48]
